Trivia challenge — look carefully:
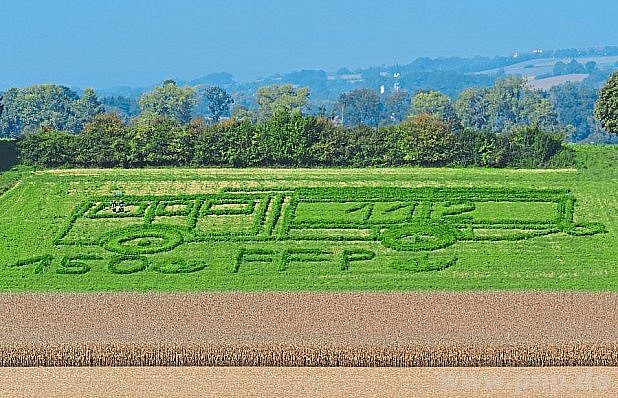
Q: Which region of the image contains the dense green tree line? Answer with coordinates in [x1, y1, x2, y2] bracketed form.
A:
[0, 74, 587, 169]
[17, 110, 571, 169]
[2, 75, 616, 149]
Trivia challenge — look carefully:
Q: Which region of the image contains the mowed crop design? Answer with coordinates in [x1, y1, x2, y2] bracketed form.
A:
[0, 164, 615, 292]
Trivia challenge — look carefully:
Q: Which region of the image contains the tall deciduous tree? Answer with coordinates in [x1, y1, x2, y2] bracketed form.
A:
[203, 86, 234, 122]
[550, 82, 599, 142]
[255, 84, 310, 122]
[520, 94, 559, 132]
[101, 96, 141, 122]
[70, 88, 105, 132]
[0, 85, 80, 136]
[454, 87, 491, 130]
[0, 85, 105, 137]
[139, 80, 197, 124]
[595, 72, 618, 134]
[487, 76, 527, 131]
[337, 88, 382, 127]
[412, 90, 458, 125]
[383, 90, 411, 125]
[454, 77, 560, 133]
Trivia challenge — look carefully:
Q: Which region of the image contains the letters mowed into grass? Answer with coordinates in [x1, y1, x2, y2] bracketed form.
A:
[0, 166, 615, 291]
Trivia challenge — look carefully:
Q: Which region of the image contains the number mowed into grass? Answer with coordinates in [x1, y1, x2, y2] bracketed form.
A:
[0, 159, 615, 291]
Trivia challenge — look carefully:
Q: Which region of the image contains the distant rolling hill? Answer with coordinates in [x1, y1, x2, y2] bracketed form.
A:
[475, 55, 618, 78]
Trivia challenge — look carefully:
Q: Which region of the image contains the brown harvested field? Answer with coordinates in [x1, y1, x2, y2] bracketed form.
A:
[1, 367, 617, 398]
[0, 292, 616, 366]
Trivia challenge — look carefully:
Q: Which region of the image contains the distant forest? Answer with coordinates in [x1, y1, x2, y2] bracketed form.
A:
[1, 46, 618, 144]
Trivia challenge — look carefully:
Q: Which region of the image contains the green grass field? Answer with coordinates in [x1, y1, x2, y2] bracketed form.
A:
[0, 147, 616, 291]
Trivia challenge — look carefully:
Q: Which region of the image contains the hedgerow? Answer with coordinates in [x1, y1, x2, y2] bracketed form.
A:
[17, 113, 573, 169]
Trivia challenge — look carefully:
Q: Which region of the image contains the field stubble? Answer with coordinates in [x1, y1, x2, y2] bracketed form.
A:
[1, 367, 617, 398]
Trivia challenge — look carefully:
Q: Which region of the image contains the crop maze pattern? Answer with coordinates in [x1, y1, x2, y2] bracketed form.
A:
[10, 187, 607, 276]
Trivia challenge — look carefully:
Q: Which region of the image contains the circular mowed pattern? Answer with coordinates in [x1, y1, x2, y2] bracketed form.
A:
[100, 225, 183, 255]
[381, 222, 459, 251]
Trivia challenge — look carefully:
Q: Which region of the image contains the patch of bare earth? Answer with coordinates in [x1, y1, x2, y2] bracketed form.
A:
[1, 367, 616, 397]
[0, 292, 616, 366]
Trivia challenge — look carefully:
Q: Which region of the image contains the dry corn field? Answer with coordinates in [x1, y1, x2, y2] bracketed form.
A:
[0, 292, 616, 367]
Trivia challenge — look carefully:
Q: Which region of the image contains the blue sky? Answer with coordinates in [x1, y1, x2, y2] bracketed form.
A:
[1, 0, 617, 88]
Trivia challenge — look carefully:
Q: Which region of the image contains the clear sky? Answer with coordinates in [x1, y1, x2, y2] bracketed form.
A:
[1, 0, 617, 89]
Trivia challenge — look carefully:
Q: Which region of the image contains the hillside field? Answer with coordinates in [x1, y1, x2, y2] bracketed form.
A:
[476, 55, 618, 78]
[0, 147, 615, 292]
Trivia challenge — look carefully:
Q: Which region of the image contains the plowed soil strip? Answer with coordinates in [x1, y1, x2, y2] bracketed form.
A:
[0, 292, 616, 366]
[1, 367, 616, 397]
